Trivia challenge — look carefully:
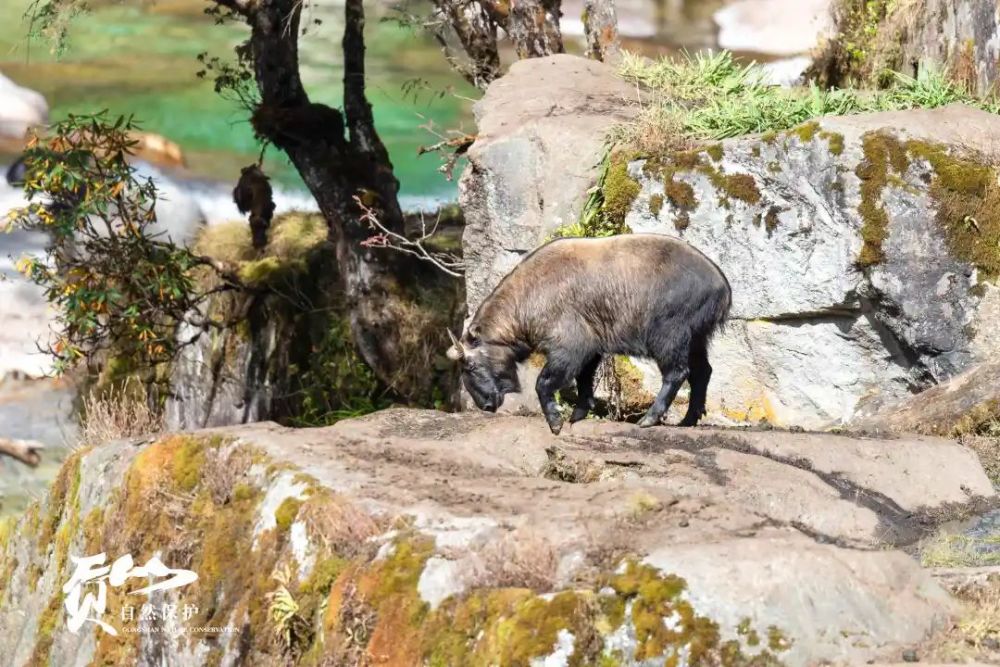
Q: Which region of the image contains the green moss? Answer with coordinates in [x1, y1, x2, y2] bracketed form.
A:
[275, 497, 304, 532]
[790, 120, 820, 143]
[171, 436, 207, 492]
[737, 616, 762, 647]
[600, 157, 641, 234]
[754, 206, 782, 237]
[856, 131, 909, 266]
[820, 130, 845, 156]
[767, 625, 793, 652]
[717, 173, 761, 205]
[607, 560, 718, 661]
[906, 140, 1000, 280]
[36, 453, 82, 557]
[28, 592, 63, 666]
[648, 193, 664, 216]
[664, 175, 698, 230]
[706, 143, 724, 161]
[196, 211, 329, 288]
[558, 148, 669, 238]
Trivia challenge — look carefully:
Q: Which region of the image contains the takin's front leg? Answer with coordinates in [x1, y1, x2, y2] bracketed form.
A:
[535, 359, 577, 435]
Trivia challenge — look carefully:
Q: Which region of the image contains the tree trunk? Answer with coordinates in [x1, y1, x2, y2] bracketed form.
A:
[244, 0, 409, 392]
[431, 0, 502, 89]
[583, 0, 621, 63]
[506, 0, 565, 58]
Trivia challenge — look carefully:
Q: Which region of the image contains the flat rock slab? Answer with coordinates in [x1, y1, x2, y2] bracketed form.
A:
[854, 358, 1000, 437]
[228, 409, 992, 665]
[2, 409, 993, 666]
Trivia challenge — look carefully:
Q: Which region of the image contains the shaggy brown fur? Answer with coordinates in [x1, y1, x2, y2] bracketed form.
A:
[450, 234, 731, 434]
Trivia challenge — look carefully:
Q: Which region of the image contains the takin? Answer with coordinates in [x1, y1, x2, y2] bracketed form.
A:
[447, 234, 732, 434]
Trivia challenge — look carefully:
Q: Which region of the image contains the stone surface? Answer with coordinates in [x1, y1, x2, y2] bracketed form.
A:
[459, 53, 640, 311]
[625, 104, 1000, 428]
[459, 55, 1000, 428]
[714, 0, 834, 56]
[1, 409, 993, 665]
[0, 71, 47, 149]
[872, 0, 1000, 98]
[853, 358, 1000, 436]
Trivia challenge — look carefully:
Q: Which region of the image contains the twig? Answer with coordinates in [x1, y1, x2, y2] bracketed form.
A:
[354, 196, 464, 277]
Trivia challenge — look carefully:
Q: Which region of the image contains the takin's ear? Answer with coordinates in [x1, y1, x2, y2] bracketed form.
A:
[468, 322, 481, 342]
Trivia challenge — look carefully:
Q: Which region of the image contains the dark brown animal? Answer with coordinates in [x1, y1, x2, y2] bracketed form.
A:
[447, 234, 732, 434]
[233, 164, 275, 249]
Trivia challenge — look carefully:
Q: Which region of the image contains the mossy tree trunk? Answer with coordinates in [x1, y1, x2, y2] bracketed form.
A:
[429, 0, 565, 89]
[216, 0, 411, 392]
[583, 0, 621, 63]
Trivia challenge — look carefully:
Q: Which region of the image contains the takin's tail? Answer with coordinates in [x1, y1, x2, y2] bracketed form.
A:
[693, 280, 733, 342]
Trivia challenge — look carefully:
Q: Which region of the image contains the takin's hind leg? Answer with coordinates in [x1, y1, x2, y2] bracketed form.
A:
[679, 341, 711, 427]
[570, 354, 602, 424]
[638, 343, 690, 428]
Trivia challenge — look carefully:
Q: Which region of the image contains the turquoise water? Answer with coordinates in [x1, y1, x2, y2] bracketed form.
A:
[0, 0, 477, 200]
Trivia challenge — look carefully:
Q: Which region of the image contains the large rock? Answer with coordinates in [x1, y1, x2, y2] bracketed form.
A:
[624, 104, 1000, 427]
[0, 72, 47, 151]
[460, 57, 1000, 428]
[459, 54, 640, 311]
[854, 358, 1000, 436]
[0, 410, 992, 665]
[835, 0, 1000, 97]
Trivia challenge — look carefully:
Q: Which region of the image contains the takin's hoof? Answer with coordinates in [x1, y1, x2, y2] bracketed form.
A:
[638, 414, 661, 428]
[569, 407, 590, 424]
[678, 416, 700, 427]
[547, 420, 563, 435]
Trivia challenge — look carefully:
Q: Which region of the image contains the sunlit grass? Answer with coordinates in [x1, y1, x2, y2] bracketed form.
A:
[617, 50, 1000, 147]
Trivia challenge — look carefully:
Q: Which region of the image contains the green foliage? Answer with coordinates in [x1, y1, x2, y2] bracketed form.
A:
[286, 317, 389, 427]
[618, 50, 1000, 145]
[5, 112, 215, 373]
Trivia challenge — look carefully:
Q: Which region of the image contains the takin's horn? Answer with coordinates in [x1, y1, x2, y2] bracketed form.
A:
[446, 329, 464, 361]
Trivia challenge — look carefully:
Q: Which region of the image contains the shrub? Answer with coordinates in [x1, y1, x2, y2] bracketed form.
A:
[5, 112, 226, 374]
[79, 377, 163, 445]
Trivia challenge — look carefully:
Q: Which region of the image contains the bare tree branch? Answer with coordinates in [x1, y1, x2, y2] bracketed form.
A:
[0, 438, 44, 467]
[355, 195, 464, 277]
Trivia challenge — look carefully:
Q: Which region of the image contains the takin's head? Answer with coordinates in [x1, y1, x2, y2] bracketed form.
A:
[446, 325, 520, 412]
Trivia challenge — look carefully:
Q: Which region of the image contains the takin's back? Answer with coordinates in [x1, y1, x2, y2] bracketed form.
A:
[478, 234, 732, 346]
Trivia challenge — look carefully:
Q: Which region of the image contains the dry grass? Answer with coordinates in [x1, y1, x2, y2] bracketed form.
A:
[920, 530, 1000, 568]
[299, 492, 384, 560]
[607, 102, 694, 157]
[79, 378, 163, 446]
[923, 575, 1000, 662]
[203, 445, 254, 506]
[962, 434, 1000, 486]
[467, 528, 559, 591]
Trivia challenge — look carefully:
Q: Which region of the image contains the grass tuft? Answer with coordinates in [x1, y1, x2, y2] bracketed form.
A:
[617, 50, 1000, 150]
